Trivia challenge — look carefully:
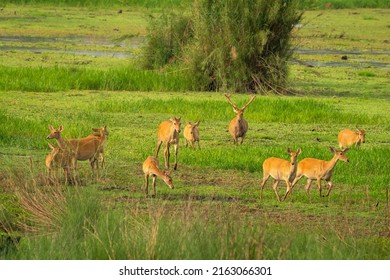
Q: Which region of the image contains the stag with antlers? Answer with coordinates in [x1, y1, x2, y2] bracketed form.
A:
[224, 94, 256, 145]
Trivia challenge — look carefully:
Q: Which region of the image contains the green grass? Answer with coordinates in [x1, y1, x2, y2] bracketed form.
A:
[1, 91, 389, 259]
[0, 4, 390, 260]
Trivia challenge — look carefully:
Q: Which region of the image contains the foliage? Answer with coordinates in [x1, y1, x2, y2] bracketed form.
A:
[143, 0, 303, 93]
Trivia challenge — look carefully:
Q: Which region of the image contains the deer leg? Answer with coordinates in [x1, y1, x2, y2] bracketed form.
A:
[197, 141, 201, 150]
[325, 180, 333, 197]
[173, 144, 178, 170]
[164, 144, 170, 169]
[144, 174, 149, 197]
[152, 175, 157, 197]
[304, 179, 312, 196]
[155, 140, 163, 157]
[272, 180, 281, 202]
[259, 174, 270, 200]
[282, 180, 292, 202]
[185, 139, 188, 148]
[316, 178, 323, 197]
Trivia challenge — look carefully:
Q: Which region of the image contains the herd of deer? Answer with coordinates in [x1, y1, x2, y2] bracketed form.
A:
[45, 94, 366, 202]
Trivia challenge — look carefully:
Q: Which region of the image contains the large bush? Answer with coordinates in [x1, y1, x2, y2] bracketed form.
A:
[143, 0, 303, 93]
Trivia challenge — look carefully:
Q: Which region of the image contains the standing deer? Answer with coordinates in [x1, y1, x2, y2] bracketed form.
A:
[156, 117, 181, 170]
[143, 156, 174, 197]
[45, 143, 73, 184]
[259, 148, 302, 202]
[184, 121, 201, 149]
[89, 125, 109, 171]
[47, 125, 102, 178]
[290, 146, 349, 198]
[224, 94, 256, 144]
[338, 128, 365, 149]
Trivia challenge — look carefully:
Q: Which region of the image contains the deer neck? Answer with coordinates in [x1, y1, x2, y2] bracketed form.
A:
[55, 136, 67, 150]
[321, 155, 339, 177]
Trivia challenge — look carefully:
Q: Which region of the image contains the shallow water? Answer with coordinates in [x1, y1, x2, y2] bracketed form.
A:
[1, 35, 389, 68]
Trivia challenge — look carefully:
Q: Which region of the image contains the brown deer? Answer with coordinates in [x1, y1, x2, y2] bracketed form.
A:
[47, 125, 102, 177]
[338, 128, 365, 149]
[184, 121, 201, 149]
[259, 148, 302, 202]
[224, 94, 256, 144]
[290, 147, 349, 197]
[89, 125, 109, 171]
[156, 117, 181, 170]
[143, 156, 174, 197]
[45, 143, 73, 184]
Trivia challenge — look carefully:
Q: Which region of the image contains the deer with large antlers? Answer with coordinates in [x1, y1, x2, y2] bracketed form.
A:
[224, 94, 256, 144]
[143, 156, 174, 197]
[290, 147, 349, 198]
[259, 148, 302, 202]
[156, 117, 181, 170]
[338, 127, 365, 149]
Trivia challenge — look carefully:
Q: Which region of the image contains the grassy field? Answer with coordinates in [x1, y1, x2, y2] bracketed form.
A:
[0, 3, 390, 260]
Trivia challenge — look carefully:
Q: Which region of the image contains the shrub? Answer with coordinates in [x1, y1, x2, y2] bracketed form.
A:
[143, 0, 303, 93]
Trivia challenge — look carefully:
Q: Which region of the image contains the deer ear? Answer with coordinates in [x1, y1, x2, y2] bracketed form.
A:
[195, 121, 200, 126]
[297, 148, 302, 155]
[287, 147, 292, 153]
[343, 148, 350, 153]
[49, 124, 54, 130]
[58, 125, 64, 132]
[329, 146, 336, 154]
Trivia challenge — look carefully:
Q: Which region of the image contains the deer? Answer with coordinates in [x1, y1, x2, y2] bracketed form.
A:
[47, 125, 102, 178]
[290, 146, 349, 198]
[142, 156, 174, 197]
[88, 125, 109, 171]
[184, 121, 201, 149]
[259, 148, 302, 202]
[338, 127, 365, 149]
[45, 143, 73, 184]
[156, 117, 181, 170]
[224, 94, 256, 144]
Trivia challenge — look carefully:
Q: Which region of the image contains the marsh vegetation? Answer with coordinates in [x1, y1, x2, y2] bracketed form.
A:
[0, 1, 389, 259]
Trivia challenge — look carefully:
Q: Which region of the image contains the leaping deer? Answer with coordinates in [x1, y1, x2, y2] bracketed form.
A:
[224, 94, 256, 144]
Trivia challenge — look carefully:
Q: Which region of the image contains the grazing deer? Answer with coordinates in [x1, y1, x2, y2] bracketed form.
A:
[47, 125, 102, 177]
[143, 156, 174, 197]
[89, 125, 109, 171]
[45, 143, 73, 184]
[290, 147, 349, 197]
[224, 94, 256, 144]
[338, 128, 365, 149]
[184, 121, 201, 149]
[259, 148, 302, 202]
[156, 117, 181, 170]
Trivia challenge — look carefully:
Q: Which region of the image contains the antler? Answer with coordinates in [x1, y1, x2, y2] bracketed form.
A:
[241, 95, 256, 111]
[224, 94, 239, 111]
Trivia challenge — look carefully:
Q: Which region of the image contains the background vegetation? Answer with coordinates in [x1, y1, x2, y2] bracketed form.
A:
[0, 1, 389, 260]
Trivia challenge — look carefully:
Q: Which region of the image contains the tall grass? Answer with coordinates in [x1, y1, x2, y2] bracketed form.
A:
[4, 180, 389, 259]
[0, 66, 193, 92]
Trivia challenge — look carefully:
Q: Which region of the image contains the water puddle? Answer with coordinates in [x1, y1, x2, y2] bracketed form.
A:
[0, 36, 389, 68]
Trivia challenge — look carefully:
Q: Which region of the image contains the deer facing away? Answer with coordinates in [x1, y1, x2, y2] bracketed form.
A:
[143, 156, 174, 197]
[259, 148, 302, 202]
[184, 121, 201, 149]
[224, 94, 256, 144]
[290, 146, 349, 198]
[156, 117, 181, 170]
[338, 128, 365, 149]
